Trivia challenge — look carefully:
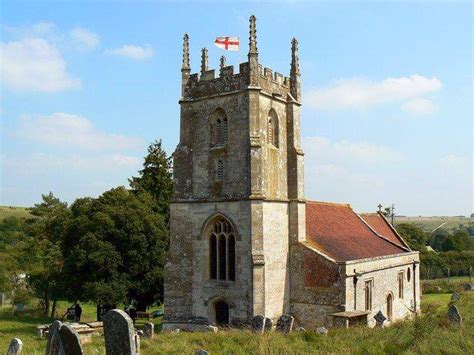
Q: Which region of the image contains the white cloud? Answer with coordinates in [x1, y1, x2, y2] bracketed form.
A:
[401, 98, 436, 115]
[305, 75, 442, 112]
[17, 113, 144, 151]
[1, 38, 81, 92]
[106, 44, 154, 60]
[5, 22, 60, 40]
[303, 136, 402, 165]
[69, 27, 100, 50]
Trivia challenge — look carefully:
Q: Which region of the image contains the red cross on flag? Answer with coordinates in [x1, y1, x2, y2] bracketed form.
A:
[214, 36, 239, 51]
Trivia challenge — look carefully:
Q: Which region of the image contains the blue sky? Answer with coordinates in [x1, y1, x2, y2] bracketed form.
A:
[1, 0, 472, 216]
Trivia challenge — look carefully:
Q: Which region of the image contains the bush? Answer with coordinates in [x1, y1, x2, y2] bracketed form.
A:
[12, 287, 33, 305]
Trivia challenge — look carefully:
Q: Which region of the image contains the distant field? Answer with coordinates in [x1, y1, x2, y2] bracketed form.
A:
[0, 206, 31, 220]
[394, 216, 473, 233]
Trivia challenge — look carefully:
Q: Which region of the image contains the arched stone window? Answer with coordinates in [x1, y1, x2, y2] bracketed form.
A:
[267, 109, 278, 147]
[386, 293, 393, 320]
[209, 217, 235, 281]
[211, 109, 228, 146]
[217, 159, 224, 180]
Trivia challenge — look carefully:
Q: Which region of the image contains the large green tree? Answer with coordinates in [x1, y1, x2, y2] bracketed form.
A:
[129, 140, 173, 221]
[396, 223, 427, 252]
[23, 192, 70, 317]
[63, 187, 168, 314]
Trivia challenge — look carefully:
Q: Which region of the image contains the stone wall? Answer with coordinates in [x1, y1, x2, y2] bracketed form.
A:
[289, 243, 345, 329]
[164, 201, 253, 324]
[259, 95, 288, 200]
[261, 202, 290, 319]
[344, 251, 421, 327]
[173, 92, 250, 202]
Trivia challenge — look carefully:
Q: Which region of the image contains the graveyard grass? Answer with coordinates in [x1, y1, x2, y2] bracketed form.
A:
[1, 293, 473, 354]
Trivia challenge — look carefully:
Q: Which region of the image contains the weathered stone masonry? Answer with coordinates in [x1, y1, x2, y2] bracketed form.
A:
[163, 15, 420, 331]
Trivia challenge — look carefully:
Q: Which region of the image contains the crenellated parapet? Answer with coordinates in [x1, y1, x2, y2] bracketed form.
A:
[182, 63, 250, 100]
[257, 65, 291, 98]
[180, 15, 299, 102]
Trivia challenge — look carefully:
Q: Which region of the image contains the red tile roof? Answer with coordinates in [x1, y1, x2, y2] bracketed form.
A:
[305, 201, 408, 262]
[359, 213, 409, 249]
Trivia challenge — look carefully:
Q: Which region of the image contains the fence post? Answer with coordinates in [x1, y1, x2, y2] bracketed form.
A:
[447, 267, 450, 283]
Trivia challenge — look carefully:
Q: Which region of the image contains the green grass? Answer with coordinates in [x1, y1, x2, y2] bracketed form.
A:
[421, 276, 472, 294]
[423, 276, 471, 284]
[1, 293, 473, 354]
[0, 206, 31, 221]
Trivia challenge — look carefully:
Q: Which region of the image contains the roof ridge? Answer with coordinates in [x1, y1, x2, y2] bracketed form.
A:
[306, 200, 351, 207]
[357, 213, 410, 252]
[376, 212, 412, 250]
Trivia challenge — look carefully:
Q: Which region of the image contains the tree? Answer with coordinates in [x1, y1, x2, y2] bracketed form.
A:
[23, 192, 70, 317]
[0, 217, 26, 293]
[396, 223, 427, 252]
[441, 230, 470, 252]
[129, 140, 173, 221]
[63, 187, 168, 315]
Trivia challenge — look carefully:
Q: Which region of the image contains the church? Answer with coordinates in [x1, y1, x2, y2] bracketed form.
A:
[163, 15, 420, 331]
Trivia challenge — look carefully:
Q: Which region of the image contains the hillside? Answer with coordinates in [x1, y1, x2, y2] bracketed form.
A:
[0, 206, 31, 220]
[394, 216, 473, 234]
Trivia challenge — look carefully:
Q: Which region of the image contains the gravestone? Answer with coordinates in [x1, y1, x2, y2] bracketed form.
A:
[103, 309, 137, 355]
[7, 338, 23, 355]
[59, 324, 83, 355]
[447, 305, 462, 325]
[251, 315, 265, 333]
[46, 320, 65, 355]
[195, 350, 208, 355]
[451, 291, 460, 302]
[295, 327, 306, 332]
[276, 314, 294, 334]
[463, 282, 473, 291]
[143, 322, 154, 339]
[374, 311, 387, 328]
[264, 317, 273, 332]
[134, 333, 140, 354]
[206, 325, 218, 333]
[316, 327, 328, 335]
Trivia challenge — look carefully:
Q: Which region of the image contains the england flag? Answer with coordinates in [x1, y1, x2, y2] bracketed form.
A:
[214, 37, 239, 51]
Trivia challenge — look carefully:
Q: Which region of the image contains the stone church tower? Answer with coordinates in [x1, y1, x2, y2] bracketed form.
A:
[163, 15, 306, 329]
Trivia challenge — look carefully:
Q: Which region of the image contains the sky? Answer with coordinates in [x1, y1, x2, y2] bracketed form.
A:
[1, 0, 472, 216]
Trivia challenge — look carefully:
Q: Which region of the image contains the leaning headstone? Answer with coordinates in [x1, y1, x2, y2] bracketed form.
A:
[7, 338, 23, 355]
[195, 350, 208, 355]
[59, 324, 83, 355]
[451, 291, 460, 302]
[374, 311, 387, 328]
[143, 322, 154, 339]
[251, 315, 265, 333]
[447, 305, 462, 325]
[205, 325, 218, 333]
[137, 330, 144, 337]
[316, 327, 328, 335]
[103, 309, 136, 355]
[46, 320, 65, 355]
[276, 314, 294, 334]
[463, 282, 473, 291]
